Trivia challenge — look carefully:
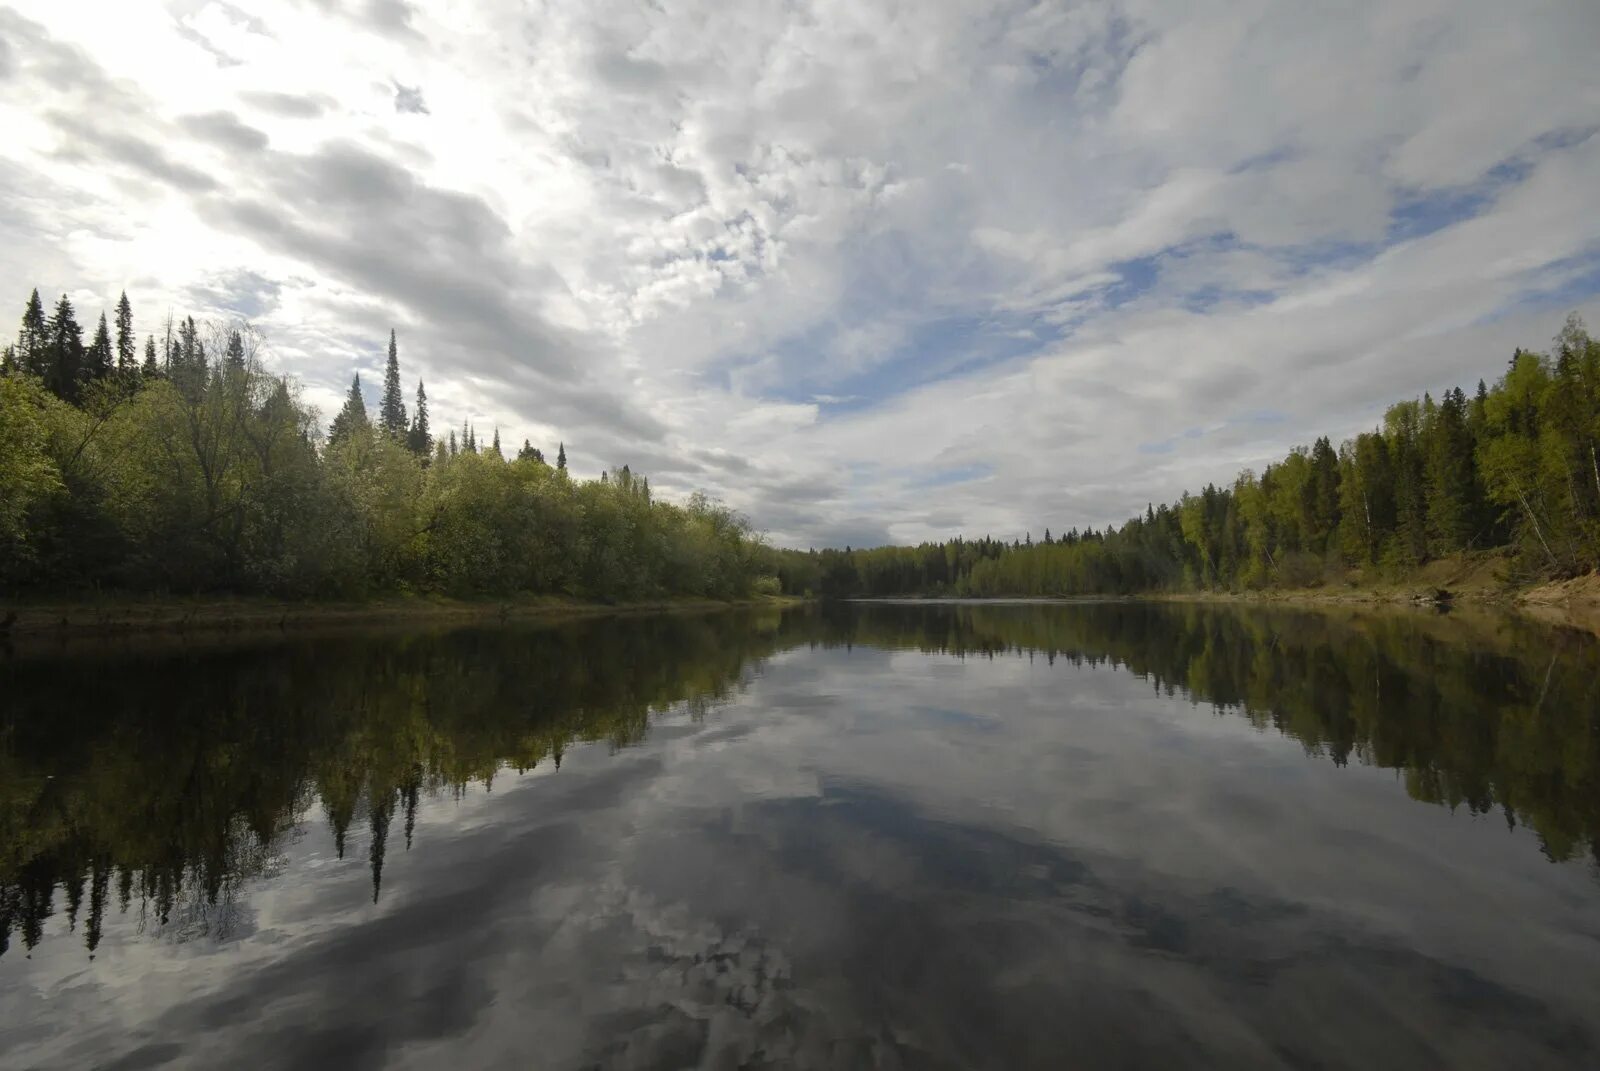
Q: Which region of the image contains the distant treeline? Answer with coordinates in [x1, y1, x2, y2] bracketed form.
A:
[775, 315, 1600, 597]
[0, 288, 773, 599]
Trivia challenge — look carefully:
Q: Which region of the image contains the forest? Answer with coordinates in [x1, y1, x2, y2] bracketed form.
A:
[5, 290, 1597, 605]
[775, 314, 1600, 598]
[0, 288, 774, 601]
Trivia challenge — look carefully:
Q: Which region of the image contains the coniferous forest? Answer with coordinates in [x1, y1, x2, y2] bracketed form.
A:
[3, 290, 1598, 605]
[0, 289, 770, 600]
[774, 315, 1600, 599]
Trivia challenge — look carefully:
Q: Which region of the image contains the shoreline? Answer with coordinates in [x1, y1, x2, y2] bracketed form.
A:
[0, 593, 805, 640]
[1149, 575, 1600, 634]
[850, 574, 1600, 634]
[6, 574, 1597, 640]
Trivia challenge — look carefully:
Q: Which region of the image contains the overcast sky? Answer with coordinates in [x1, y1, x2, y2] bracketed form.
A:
[2, 1, 1598, 548]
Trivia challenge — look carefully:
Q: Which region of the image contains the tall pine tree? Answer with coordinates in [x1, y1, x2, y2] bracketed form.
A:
[85, 312, 113, 384]
[18, 289, 47, 377]
[1425, 387, 1482, 553]
[556, 442, 567, 471]
[327, 374, 370, 448]
[114, 292, 135, 377]
[379, 330, 407, 439]
[45, 294, 84, 403]
[406, 380, 431, 455]
[172, 316, 206, 395]
[225, 329, 246, 371]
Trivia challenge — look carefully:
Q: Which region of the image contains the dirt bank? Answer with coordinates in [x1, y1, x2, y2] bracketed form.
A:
[1517, 572, 1600, 633]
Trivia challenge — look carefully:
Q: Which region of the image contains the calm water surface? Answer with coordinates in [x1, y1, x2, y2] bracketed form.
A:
[3, 601, 1599, 1069]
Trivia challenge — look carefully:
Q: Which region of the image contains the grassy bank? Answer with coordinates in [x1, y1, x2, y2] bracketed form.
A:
[1152, 552, 1600, 633]
[0, 592, 807, 639]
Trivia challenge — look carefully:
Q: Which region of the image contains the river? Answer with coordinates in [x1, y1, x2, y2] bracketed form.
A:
[2, 601, 1597, 1068]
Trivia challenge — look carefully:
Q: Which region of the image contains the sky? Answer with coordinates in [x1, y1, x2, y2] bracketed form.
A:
[2, 0, 1598, 549]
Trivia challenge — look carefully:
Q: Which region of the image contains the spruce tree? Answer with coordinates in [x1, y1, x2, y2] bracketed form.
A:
[1425, 387, 1480, 553]
[556, 442, 567, 471]
[327, 374, 370, 448]
[86, 312, 113, 383]
[19, 289, 47, 376]
[379, 330, 407, 439]
[490, 427, 501, 457]
[448, 428, 458, 457]
[225, 329, 245, 371]
[142, 336, 159, 379]
[1308, 436, 1341, 552]
[406, 380, 431, 455]
[517, 439, 544, 463]
[172, 316, 206, 395]
[45, 294, 84, 403]
[114, 291, 135, 375]
[1, 344, 14, 374]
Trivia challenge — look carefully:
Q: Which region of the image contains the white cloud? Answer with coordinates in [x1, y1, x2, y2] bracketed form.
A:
[1, 0, 1597, 546]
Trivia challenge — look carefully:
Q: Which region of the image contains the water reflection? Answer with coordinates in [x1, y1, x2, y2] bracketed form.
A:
[1, 612, 789, 959]
[2, 601, 1598, 1068]
[3, 602, 1597, 964]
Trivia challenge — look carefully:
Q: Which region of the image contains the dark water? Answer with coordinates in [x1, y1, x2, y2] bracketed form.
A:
[3, 602, 1599, 1070]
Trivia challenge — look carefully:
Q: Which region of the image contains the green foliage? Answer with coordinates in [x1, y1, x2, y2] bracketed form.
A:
[0, 377, 66, 576]
[0, 292, 767, 601]
[776, 314, 1600, 597]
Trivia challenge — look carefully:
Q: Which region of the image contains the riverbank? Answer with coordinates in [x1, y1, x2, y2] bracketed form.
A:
[852, 550, 1600, 635]
[0, 592, 806, 639]
[1156, 561, 1600, 635]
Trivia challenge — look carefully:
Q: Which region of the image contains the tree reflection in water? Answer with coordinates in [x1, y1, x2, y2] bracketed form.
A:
[2, 601, 1596, 959]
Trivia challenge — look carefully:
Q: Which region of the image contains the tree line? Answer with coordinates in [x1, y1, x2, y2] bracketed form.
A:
[1, 288, 774, 600]
[775, 314, 1600, 596]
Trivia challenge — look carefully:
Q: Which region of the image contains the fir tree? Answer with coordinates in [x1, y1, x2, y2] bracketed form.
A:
[327, 374, 370, 448]
[85, 312, 113, 383]
[45, 294, 84, 402]
[1425, 387, 1481, 553]
[1308, 436, 1341, 553]
[19, 288, 47, 376]
[517, 439, 544, 463]
[114, 291, 135, 375]
[490, 427, 501, 457]
[225, 329, 246, 371]
[142, 336, 159, 379]
[448, 428, 458, 457]
[379, 330, 407, 439]
[406, 380, 431, 455]
[172, 316, 206, 395]
[556, 442, 567, 471]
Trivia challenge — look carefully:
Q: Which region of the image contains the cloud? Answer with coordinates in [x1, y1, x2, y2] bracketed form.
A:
[0, 0, 1597, 546]
[239, 89, 335, 119]
[391, 79, 428, 115]
[179, 111, 271, 153]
